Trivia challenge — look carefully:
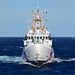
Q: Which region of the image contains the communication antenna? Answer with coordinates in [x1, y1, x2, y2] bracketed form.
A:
[27, 18, 29, 32]
[37, 2, 39, 9]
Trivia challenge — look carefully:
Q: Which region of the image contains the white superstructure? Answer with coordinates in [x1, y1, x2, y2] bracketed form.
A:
[22, 8, 54, 66]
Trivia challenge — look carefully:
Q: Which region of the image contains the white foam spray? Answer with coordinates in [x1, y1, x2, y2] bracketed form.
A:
[0, 56, 75, 67]
[0, 55, 22, 63]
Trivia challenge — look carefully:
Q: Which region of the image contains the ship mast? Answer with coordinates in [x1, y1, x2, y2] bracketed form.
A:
[29, 8, 47, 35]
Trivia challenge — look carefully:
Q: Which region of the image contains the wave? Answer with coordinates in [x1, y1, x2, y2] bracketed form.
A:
[0, 55, 22, 63]
[53, 58, 75, 63]
[3, 49, 7, 50]
[19, 46, 23, 49]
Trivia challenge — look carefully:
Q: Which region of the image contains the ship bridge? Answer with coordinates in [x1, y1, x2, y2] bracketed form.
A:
[24, 8, 52, 46]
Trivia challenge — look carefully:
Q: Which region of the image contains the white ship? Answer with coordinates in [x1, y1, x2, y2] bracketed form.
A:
[22, 8, 54, 66]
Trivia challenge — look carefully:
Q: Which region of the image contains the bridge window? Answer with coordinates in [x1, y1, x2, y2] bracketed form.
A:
[34, 36, 36, 39]
[37, 37, 39, 39]
[31, 36, 33, 39]
[29, 37, 30, 39]
[40, 37, 42, 39]
[46, 37, 47, 39]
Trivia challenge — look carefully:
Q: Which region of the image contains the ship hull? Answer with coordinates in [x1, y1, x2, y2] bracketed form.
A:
[22, 44, 54, 66]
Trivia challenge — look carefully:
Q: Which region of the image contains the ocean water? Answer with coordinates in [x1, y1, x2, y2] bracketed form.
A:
[0, 37, 75, 75]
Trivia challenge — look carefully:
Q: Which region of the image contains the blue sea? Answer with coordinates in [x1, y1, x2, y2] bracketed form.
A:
[0, 37, 75, 75]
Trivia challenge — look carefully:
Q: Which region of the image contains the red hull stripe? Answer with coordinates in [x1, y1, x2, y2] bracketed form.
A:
[50, 51, 52, 56]
[48, 50, 53, 61]
[24, 51, 29, 61]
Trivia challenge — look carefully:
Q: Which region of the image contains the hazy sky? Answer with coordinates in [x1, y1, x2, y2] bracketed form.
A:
[0, 0, 75, 37]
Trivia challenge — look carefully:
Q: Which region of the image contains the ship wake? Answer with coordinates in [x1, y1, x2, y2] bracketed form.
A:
[0, 56, 75, 67]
